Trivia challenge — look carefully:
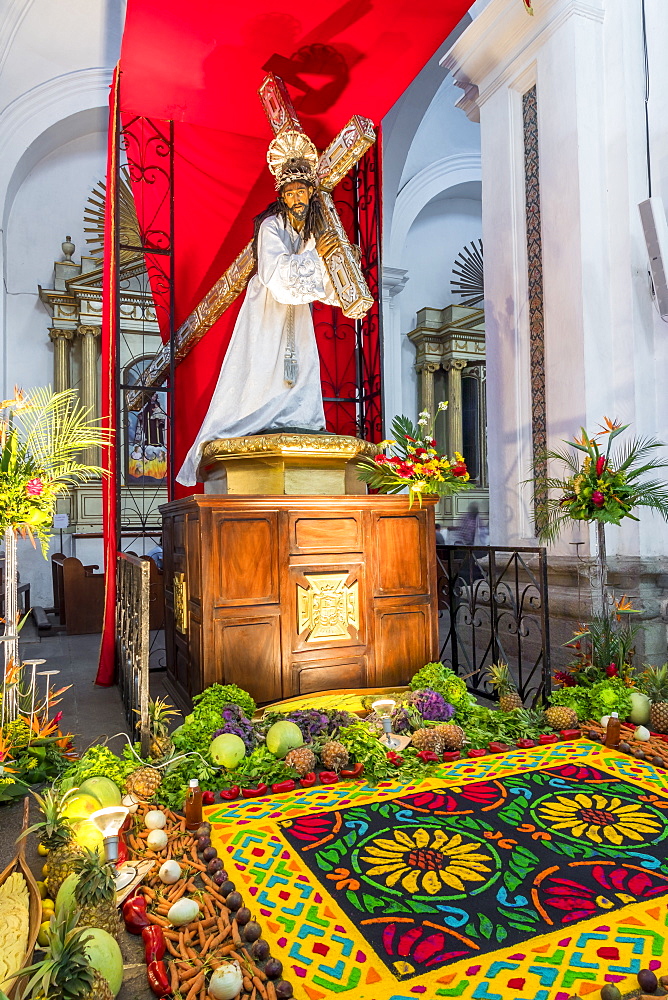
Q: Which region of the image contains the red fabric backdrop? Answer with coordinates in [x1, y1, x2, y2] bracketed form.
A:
[98, 1, 473, 681]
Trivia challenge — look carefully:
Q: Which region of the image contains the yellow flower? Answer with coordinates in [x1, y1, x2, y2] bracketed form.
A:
[361, 828, 492, 895]
[454, 451, 465, 463]
[537, 793, 661, 846]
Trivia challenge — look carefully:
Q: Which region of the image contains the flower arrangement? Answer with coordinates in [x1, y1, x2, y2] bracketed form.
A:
[533, 417, 668, 543]
[357, 407, 474, 506]
[0, 387, 110, 553]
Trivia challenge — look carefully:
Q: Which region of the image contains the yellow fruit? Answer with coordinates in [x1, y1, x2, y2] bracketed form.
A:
[71, 819, 105, 856]
[41, 899, 55, 913]
[37, 919, 51, 947]
[36, 880, 49, 899]
[42, 863, 48, 878]
[62, 793, 102, 823]
[37, 844, 49, 856]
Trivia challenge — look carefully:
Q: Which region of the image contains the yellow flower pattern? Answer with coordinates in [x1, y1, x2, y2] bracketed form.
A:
[537, 793, 662, 846]
[361, 827, 492, 895]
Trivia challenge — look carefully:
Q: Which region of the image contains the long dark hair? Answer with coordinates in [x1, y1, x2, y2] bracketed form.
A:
[251, 187, 326, 267]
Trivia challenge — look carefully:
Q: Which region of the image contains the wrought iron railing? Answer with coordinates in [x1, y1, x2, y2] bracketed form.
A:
[437, 545, 551, 706]
[116, 552, 150, 755]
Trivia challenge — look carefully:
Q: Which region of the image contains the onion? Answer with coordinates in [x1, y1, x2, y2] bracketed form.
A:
[159, 860, 182, 884]
[208, 961, 243, 1000]
[168, 897, 200, 926]
[634, 725, 651, 741]
[122, 793, 140, 815]
[146, 829, 168, 850]
[145, 810, 167, 830]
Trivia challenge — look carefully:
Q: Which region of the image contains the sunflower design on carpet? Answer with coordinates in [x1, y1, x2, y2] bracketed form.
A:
[536, 792, 663, 845]
[360, 827, 492, 895]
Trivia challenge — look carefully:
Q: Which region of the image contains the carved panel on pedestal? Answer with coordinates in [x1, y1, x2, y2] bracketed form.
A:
[373, 513, 428, 595]
[373, 605, 433, 688]
[214, 615, 282, 704]
[297, 572, 360, 642]
[212, 513, 279, 605]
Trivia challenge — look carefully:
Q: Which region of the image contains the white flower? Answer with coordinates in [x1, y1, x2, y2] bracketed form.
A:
[410, 481, 424, 491]
[438, 401, 449, 411]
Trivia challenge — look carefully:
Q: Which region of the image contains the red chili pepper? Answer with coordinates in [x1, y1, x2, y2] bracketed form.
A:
[219, 785, 240, 801]
[417, 750, 440, 763]
[299, 772, 317, 788]
[319, 771, 340, 784]
[123, 894, 150, 934]
[539, 733, 559, 745]
[467, 748, 486, 758]
[201, 790, 216, 806]
[146, 960, 171, 996]
[386, 752, 404, 767]
[142, 925, 166, 963]
[515, 739, 536, 749]
[442, 751, 460, 762]
[340, 762, 364, 779]
[271, 779, 296, 794]
[560, 728, 581, 740]
[241, 783, 269, 798]
[488, 741, 510, 754]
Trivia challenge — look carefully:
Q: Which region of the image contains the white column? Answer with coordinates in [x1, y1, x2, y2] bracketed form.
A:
[381, 266, 410, 429]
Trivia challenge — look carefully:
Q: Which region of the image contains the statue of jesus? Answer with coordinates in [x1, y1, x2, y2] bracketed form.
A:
[176, 153, 340, 486]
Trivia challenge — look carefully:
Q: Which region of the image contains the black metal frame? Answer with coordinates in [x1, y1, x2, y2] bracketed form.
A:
[437, 545, 551, 706]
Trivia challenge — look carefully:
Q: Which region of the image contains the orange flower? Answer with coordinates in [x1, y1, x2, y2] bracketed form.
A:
[598, 416, 623, 435]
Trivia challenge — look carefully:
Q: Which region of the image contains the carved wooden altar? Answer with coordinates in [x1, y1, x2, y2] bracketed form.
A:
[161, 495, 439, 709]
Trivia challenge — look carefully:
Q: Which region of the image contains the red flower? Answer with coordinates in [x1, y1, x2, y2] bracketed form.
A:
[591, 490, 605, 507]
[452, 462, 467, 478]
[26, 478, 44, 496]
[554, 671, 578, 688]
[596, 456, 606, 476]
[414, 447, 427, 458]
[606, 662, 618, 677]
[374, 455, 389, 465]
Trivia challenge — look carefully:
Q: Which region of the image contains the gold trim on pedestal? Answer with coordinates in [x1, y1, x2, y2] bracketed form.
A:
[297, 572, 360, 642]
[173, 573, 188, 634]
[201, 433, 379, 461]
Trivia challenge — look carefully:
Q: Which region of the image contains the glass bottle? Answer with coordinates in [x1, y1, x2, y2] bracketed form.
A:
[605, 712, 621, 749]
[185, 778, 202, 830]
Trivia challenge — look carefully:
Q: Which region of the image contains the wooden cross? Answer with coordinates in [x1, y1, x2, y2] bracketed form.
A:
[128, 74, 375, 408]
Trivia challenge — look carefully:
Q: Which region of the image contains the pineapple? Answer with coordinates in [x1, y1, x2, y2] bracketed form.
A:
[642, 664, 668, 733]
[26, 789, 85, 896]
[125, 764, 162, 800]
[320, 740, 349, 772]
[488, 663, 523, 711]
[285, 746, 317, 776]
[19, 908, 114, 1000]
[412, 724, 465, 754]
[145, 696, 179, 759]
[545, 705, 579, 731]
[71, 849, 122, 939]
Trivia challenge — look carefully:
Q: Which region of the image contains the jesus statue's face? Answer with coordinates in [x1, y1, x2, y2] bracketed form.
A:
[281, 181, 312, 229]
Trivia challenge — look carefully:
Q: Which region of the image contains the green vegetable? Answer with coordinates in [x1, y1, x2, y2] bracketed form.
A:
[409, 662, 468, 706]
[57, 745, 135, 792]
[192, 684, 256, 720]
[588, 678, 632, 721]
[547, 686, 592, 721]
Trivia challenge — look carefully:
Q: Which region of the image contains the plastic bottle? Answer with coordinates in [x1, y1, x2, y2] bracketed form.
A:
[185, 778, 203, 830]
[605, 711, 621, 749]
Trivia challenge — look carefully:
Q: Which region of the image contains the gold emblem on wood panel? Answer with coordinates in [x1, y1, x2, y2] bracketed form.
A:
[173, 572, 188, 634]
[297, 573, 359, 642]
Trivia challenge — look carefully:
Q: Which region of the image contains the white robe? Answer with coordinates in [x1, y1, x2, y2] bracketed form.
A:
[177, 215, 339, 486]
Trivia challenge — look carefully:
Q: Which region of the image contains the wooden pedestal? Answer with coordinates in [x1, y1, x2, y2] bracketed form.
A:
[161, 494, 439, 709]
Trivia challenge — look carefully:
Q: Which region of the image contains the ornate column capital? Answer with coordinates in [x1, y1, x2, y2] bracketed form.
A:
[77, 324, 102, 339]
[443, 358, 468, 372]
[415, 361, 441, 374]
[49, 327, 75, 342]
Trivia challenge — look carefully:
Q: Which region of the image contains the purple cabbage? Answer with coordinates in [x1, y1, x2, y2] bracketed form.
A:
[411, 688, 455, 722]
[285, 710, 330, 740]
[212, 704, 257, 754]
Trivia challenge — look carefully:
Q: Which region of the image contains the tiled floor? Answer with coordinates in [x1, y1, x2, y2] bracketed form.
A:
[0, 624, 172, 999]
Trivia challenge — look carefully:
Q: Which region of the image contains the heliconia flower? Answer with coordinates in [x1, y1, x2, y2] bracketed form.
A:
[591, 490, 605, 507]
[606, 663, 618, 677]
[596, 456, 606, 476]
[25, 478, 44, 496]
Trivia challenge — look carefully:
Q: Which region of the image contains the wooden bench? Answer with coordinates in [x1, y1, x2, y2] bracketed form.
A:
[50, 554, 105, 635]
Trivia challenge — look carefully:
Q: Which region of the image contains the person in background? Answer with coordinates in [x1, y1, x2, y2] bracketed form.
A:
[453, 502, 481, 546]
[435, 522, 447, 545]
[146, 537, 163, 571]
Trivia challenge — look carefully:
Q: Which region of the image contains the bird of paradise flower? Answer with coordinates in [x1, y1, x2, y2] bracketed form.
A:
[360, 828, 493, 896]
[536, 793, 663, 846]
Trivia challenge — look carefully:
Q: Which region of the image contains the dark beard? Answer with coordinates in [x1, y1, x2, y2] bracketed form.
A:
[288, 203, 308, 226]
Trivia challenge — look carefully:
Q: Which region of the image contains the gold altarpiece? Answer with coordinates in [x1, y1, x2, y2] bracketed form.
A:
[408, 304, 488, 527]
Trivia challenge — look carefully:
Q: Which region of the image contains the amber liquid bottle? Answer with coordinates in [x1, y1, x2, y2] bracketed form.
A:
[605, 712, 621, 749]
[185, 778, 203, 831]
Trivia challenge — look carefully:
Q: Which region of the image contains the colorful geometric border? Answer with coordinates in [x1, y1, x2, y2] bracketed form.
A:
[207, 742, 668, 1000]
